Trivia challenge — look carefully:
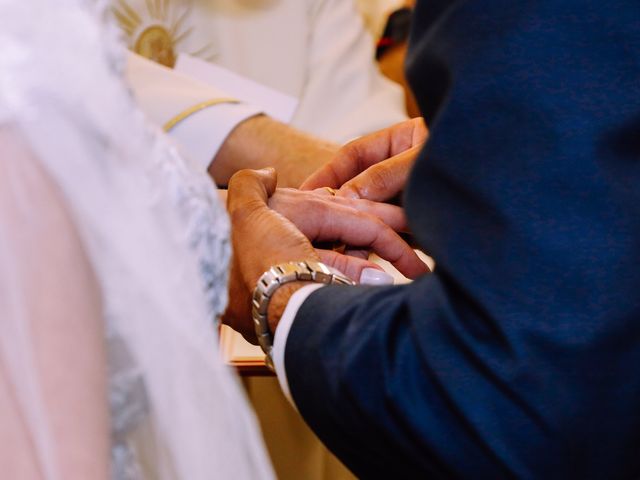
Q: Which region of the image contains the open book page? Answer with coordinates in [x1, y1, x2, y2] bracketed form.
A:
[220, 251, 434, 374]
[175, 53, 299, 123]
[219, 325, 267, 375]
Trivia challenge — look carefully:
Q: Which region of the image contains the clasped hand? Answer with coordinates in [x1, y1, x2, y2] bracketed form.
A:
[224, 119, 429, 342]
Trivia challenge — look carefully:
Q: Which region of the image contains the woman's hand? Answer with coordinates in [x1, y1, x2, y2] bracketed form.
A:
[301, 118, 427, 202]
[223, 168, 429, 342]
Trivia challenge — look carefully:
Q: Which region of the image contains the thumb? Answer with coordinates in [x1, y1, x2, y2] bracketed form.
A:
[227, 167, 278, 212]
[338, 146, 418, 202]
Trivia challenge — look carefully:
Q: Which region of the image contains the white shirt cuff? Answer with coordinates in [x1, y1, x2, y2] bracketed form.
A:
[169, 103, 263, 173]
[272, 284, 325, 408]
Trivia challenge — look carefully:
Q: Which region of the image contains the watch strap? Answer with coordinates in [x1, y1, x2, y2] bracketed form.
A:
[252, 261, 355, 370]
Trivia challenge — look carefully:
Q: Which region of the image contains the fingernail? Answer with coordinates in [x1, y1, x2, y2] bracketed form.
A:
[360, 268, 394, 285]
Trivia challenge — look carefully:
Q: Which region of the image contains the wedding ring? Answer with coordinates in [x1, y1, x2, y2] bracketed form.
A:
[324, 186, 337, 196]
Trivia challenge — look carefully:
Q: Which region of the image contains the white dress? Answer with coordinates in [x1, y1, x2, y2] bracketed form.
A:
[0, 0, 273, 478]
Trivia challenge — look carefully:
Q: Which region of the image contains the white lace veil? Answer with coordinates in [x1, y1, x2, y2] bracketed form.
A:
[0, 0, 273, 478]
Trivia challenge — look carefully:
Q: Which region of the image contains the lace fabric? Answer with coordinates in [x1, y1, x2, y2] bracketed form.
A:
[0, 0, 273, 478]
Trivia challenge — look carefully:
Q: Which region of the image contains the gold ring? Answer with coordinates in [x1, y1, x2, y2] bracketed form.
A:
[324, 187, 337, 196]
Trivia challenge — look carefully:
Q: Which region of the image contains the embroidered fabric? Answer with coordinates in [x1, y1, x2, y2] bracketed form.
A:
[0, 0, 273, 478]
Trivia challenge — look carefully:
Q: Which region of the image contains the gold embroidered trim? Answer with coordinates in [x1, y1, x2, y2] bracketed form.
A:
[163, 98, 240, 132]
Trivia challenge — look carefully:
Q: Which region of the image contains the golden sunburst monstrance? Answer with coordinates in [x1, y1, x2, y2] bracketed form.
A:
[113, 0, 214, 68]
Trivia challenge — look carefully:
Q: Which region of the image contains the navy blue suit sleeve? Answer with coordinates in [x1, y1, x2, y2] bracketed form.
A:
[285, 0, 640, 477]
[286, 279, 554, 478]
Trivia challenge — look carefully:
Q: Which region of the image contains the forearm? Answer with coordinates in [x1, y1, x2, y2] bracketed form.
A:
[281, 279, 509, 477]
[210, 115, 338, 188]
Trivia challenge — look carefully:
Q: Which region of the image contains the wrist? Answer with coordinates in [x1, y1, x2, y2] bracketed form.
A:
[266, 281, 307, 334]
[252, 261, 354, 370]
[214, 114, 338, 188]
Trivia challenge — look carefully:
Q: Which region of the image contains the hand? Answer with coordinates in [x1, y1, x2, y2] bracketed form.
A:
[210, 115, 338, 188]
[301, 118, 427, 202]
[268, 187, 409, 233]
[223, 168, 429, 342]
[269, 186, 417, 271]
[219, 187, 409, 233]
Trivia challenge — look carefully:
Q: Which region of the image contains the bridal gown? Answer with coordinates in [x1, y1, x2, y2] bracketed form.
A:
[0, 0, 273, 478]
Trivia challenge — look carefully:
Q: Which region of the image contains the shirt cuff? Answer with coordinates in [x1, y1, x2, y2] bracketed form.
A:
[272, 283, 325, 408]
[169, 103, 263, 172]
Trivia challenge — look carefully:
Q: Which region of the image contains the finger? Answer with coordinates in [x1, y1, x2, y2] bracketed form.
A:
[300, 152, 358, 190]
[343, 248, 369, 260]
[301, 137, 394, 191]
[391, 117, 428, 155]
[291, 201, 429, 279]
[227, 167, 278, 213]
[311, 187, 338, 197]
[412, 117, 428, 145]
[329, 196, 408, 232]
[346, 118, 427, 171]
[301, 118, 428, 191]
[271, 189, 408, 232]
[338, 146, 418, 202]
[315, 249, 384, 284]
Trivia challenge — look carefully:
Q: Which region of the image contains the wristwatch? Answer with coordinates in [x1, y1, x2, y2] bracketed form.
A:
[252, 260, 355, 370]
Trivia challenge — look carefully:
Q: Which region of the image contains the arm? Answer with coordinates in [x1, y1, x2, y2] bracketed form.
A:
[262, 0, 640, 476]
[126, 53, 337, 187]
[210, 114, 337, 188]
[224, 166, 532, 478]
[0, 127, 109, 480]
[227, 0, 640, 476]
[278, 280, 520, 478]
[225, 167, 553, 479]
[223, 167, 427, 341]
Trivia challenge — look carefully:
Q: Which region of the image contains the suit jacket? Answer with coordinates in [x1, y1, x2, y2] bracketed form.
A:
[285, 1, 640, 477]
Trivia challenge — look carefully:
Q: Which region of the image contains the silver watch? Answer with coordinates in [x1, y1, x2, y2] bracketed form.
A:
[252, 260, 355, 370]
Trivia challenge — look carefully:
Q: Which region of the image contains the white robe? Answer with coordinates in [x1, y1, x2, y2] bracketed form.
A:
[119, 0, 407, 169]
[356, 0, 406, 37]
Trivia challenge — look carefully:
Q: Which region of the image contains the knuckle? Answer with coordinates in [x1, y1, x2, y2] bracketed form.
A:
[364, 166, 391, 194]
[307, 196, 330, 213]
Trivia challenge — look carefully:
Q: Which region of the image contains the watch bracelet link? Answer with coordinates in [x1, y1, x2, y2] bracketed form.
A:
[252, 260, 355, 370]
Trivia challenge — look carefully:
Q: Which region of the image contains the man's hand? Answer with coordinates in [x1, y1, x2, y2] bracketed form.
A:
[301, 117, 427, 201]
[210, 115, 338, 188]
[223, 168, 429, 342]
[269, 187, 409, 233]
